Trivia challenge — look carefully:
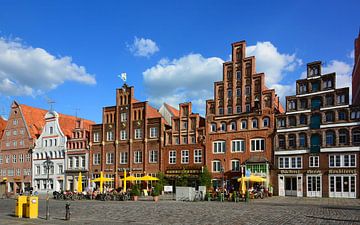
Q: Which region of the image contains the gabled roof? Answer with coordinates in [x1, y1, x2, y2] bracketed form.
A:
[147, 104, 163, 119]
[19, 104, 94, 138]
[163, 103, 180, 117]
[0, 116, 7, 139]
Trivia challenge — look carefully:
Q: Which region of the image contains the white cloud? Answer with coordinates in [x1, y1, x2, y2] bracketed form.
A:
[348, 50, 355, 59]
[143, 53, 224, 114]
[128, 37, 159, 57]
[0, 37, 96, 96]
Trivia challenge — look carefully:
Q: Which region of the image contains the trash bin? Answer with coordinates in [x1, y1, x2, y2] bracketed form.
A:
[24, 196, 38, 218]
[15, 196, 27, 218]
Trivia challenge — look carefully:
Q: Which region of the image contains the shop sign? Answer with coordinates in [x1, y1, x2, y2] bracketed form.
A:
[280, 170, 300, 174]
[307, 170, 321, 174]
[328, 169, 357, 174]
[117, 168, 143, 172]
[166, 169, 201, 174]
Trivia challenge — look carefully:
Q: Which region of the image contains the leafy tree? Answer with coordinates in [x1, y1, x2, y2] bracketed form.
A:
[199, 166, 212, 189]
[176, 169, 189, 187]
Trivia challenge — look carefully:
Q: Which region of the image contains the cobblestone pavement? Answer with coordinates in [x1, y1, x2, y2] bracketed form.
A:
[1, 196, 360, 225]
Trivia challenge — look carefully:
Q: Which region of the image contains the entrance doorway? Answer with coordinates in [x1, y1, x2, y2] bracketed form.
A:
[285, 177, 297, 196]
[329, 175, 356, 198]
[307, 175, 321, 197]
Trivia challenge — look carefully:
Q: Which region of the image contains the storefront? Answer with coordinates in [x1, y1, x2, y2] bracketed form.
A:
[278, 170, 303, 197]
[306, 170, 322, 197]
[328, 169, 357, 198]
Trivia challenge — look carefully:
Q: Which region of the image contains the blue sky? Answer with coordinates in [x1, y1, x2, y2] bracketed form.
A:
[0, 0, 358, 123]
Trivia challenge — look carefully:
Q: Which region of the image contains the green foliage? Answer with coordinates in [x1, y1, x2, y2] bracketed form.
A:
[176, 169, 189, 187]
[199, 166, 212, 188]
[152, 183, 162, 196]
[157, 171, 166, 189]
[130, 184, 140, 196]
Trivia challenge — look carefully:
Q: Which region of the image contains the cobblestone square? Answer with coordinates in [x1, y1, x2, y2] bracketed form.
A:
[1, 196, 360, 225]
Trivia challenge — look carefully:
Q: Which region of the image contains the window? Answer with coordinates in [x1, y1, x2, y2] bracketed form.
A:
[183, 121, 188, 129]
[5, 155, 9, 163]
[326, 95, 334, 106]
[149, 150, 158, 163]
[169, 151, 176, 164]
[227, 107, 232, 114]
[134, 151, 142, 163]
[93, 153, 100, 165]
[219, 107, 224, 115]
[134, 129, 142, 139]
[174, 137, 179, 145]
[326, 131, 335, 146]
[278, 135, 285, 149]
[120, 152, 128, 164]
[12, 154, 17, 163]
[325, 112, 334, 122]
[120, 130, 127, 140]
[212, 160, 221, 172]
[236, 71, 242, 80]
[250, 139, 265, 152]
[263, 117, 269, 127]
[16, 168, 20, 176]
[93, 133, 99, 142]
[227, 89, 232, 98]
[252, 119, 258, 128]
[58, 164, 63, 174]
[299, 115, 307, 125]
[299, 133, 307, 147]
[288, 134, 296, 148]
[278, 118, 286, 128]
[213, 141, 226, 153]
[182, 136, 188, 144]
[309, 156, 319, 167]
[288, 100, 296, 110]
[191, 136, 196, 144]
[353, 130, 360, 145]
[339, 130, 348, 145]
[49, 126, 54, 134]
[241, 120, 247, 129]
[19, 154, 24, 163]
[338, 111, 347, 120]
[106, 131, 114, 141]
[337, 94, 346, 104]
[150, 127, 158, 138]
[231, 160, 240, 172]
[194, 149, 202, 163]
[299, 84, 307, 94]
[289, 116, 296, 126]
[323, 80, 332, 89]
[26, 154, 31, 162]
[35, 166, 41, 175]
[245, 86, 251, 95]
[245, 104, 251, 112]
[181, 150, 189, 164]
[236, 88, 241, 97]
[13, 119, 18, 126]
[0, 155, 2, 164]
[6, 131, 10, 136]
[75, 157, 80, 168]
[231, 140, 245, 152]
[19, 140, 24, 146]
[230, 121, 236, 131]
[236, 106, 241, 114]
[329, 154, 356, 168]
[13, 141, 17, 147]
[351, 111, 360, 119]
[211, 123, 217, 132]
[13, 130, 17, 136]
[220, 122, 226, 131]
[278, 156, 302, 169]
[120, 112, 127, 122]
[300, 99, 308, 109]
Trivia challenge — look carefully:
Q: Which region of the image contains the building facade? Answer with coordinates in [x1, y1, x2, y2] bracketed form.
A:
[205, 40, 283, 190]
[163, 102, 206, 187]
[352, 31, 360, 105]
[274, 61, 360, 198]
[0, 102, 44, 193]
[89, 84, 166, 190]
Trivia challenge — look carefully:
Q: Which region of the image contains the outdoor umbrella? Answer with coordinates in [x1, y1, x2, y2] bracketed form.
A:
[237, 175, 267, 183]
[120, 175, 139, 181]
[91, 171, 114, 193]
[77, 172, 83, 193]
[139, 175, 159, 181]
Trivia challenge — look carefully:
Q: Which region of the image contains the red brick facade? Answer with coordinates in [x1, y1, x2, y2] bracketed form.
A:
[353, 32, 360, 105]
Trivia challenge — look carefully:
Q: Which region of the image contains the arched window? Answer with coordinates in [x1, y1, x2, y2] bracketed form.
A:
[278, 135, 285, 149]
[325, 111, 334, 122]
[288, 134, 296, 148]
[263, 117, 270, 127]
[310, 134, 321, 153]
[241, 120, 247, 129]
[289, 116, 297, 126]
[230, 121, 237, 131]
[220, 122, 227, 131]
[339, 129, 349, 145]
[210, 123, 217, 132]
[299, 133, 307, 148]
[252, 119, 258, 128]
[352, 129, 360, 146]
[326, 130, 335, 146]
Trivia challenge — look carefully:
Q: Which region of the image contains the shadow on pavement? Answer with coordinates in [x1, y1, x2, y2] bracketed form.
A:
[306, 215, 360, 223]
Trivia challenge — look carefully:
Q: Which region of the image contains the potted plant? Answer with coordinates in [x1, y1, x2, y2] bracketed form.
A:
[130, 185, 140, 201]
[152, 183, 162, 202]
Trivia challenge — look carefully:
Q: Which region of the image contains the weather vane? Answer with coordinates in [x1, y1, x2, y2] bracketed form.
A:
[118, 72, 127, 84]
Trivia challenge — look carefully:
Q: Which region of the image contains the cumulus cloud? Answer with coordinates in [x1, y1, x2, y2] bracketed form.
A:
[0, 37, 96, 96]
[143, 54, 223, 114]
[128, 37, 159, 57]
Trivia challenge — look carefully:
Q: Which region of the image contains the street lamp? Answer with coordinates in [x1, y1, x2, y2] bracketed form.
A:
[43, 155, 53, 220]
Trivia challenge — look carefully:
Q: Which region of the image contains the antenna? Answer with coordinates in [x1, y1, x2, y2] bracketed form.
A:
[74, 107, 80, 118]
[44, 96, 55, 111]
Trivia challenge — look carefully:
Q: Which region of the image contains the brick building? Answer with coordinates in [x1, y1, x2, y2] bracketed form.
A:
[65, 117, 94, 191]
[352, 31, 360, 105]
[0, 102, 43, 193]
[205, 40, 283, 190]
[89, 84, 166, 189]
[274, 61, 360, 198]
[162, 102, 206, 187]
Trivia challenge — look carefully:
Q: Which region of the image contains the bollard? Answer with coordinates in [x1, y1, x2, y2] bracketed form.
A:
[65, 203, 71, 220]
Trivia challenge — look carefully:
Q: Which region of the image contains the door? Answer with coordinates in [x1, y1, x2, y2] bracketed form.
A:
[307, 175, 322, 197]
[285, 177, 297, 196]
[278, 175, 285, 196]
[329, 175, 356, 198]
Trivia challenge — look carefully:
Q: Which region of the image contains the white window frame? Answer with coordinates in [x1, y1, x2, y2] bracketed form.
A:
[134, 129, 142, 139]
[212, 160, 221, 173]
[181, 150, 189, 164]
[93, 133, 100, 142]
[309, 156, 319, 168]
[120, 112, 127, 122]
[134, 151, 142, 164]
[106, 131, 114, 141]
[194, 149, 202, 164]
[213, 141, 226, 154]
[250, 138, 265, 152]
[211, 123, 217, 132]
[231, 160, 240, 172]
[93, 153, 100, 165]
[120, 152, 128, 164]
[329, 154, 356, 168]
[231, 140, 245, 152]
[169, 151, 176, 164]
[149, 150, 158, 163]
[120, 130, 127, 140]
[278, 156, 302, 169]
[150, 127, 158, 138]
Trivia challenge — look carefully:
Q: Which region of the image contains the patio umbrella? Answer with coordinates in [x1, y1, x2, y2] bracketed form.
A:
[91, 171, 114, 193]
[139, 175, 159, 181]
[237, 175, 266, 183]
[123, 169, 127, 192]
[120, 175, 139, 181]
[241, 174, 246, 195]
[77, 172, 83, 193]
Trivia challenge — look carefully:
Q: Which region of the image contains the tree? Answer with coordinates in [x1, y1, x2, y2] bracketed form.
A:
[199, 166, 212, 189]
[176, 169, 189, 187]
[157, 171, 166, 190]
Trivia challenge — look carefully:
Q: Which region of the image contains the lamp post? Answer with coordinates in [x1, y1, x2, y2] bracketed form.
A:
[44, 155, 53, 220]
